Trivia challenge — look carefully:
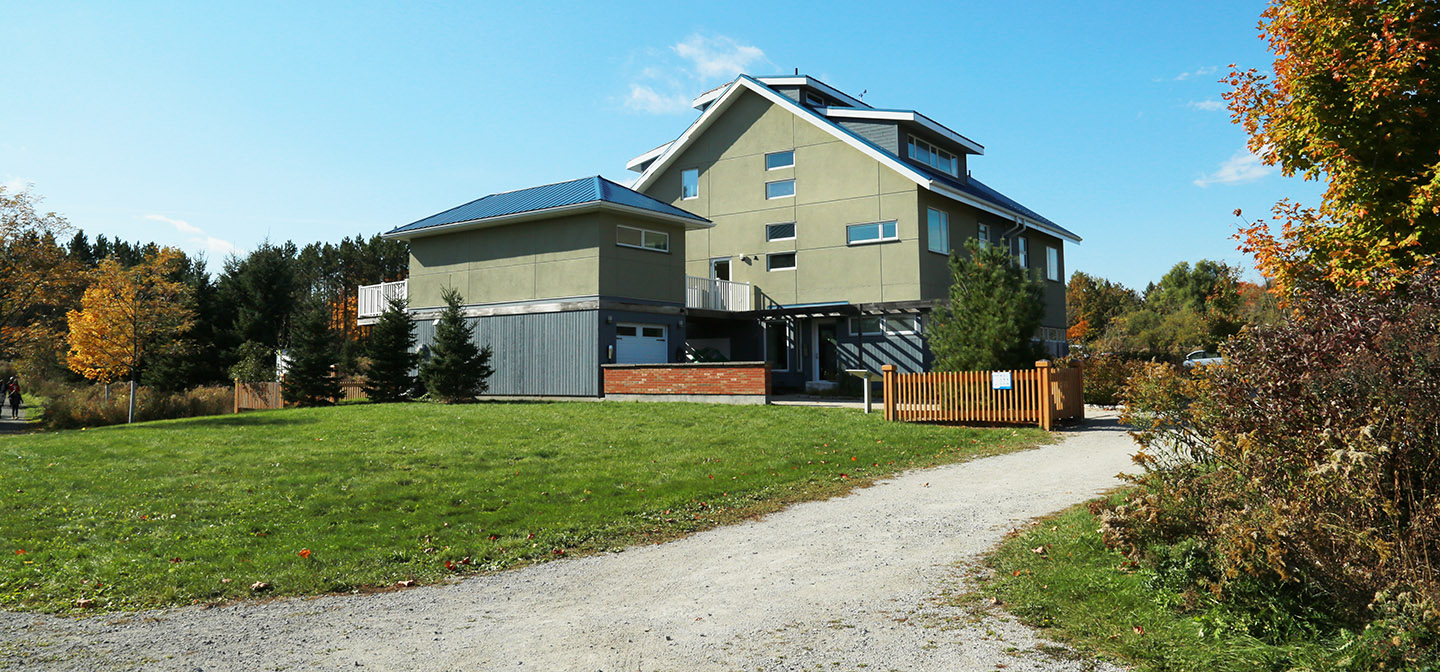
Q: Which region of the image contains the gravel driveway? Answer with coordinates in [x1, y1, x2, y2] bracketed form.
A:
[2, 410, 1136, 672]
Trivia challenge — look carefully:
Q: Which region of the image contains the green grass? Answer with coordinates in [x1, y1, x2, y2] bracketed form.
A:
[977, 498, 1335, 672]
[1, 401, 1048, 613]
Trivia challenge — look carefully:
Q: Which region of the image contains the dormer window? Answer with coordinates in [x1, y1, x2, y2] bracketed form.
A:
[908, 136, 958, 176]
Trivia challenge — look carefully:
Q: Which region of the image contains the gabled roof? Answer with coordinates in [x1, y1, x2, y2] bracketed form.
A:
[691, 75, 871, 111]
[821, 107, 983, 155]
[633, 75, 1079, 244]
[384, 176, 711, 240]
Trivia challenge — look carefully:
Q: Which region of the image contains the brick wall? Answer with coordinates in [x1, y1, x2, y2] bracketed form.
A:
[602, 362, 770, 397]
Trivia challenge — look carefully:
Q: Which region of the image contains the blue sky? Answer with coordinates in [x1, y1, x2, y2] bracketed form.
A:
[1, 1, 1322, 291]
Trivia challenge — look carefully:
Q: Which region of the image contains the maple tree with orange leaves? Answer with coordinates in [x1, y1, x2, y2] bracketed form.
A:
[0, 185, 84, 360]
[1226, 0, 1440, 291]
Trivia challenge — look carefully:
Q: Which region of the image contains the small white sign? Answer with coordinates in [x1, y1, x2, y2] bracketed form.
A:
[991, 371, 1013, 390]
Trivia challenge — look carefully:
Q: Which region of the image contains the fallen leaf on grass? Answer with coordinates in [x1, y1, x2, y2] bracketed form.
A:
[1132, 625, 1145, 635]
[552, 549, 565, 556]
[221, 578, 232, 584]
[250, 581, 270, 592]
[1030, 546, 1047, 555]
[12, 549, 24, 555]
[396, 580, 415, 588]
[297, 549, 312, 559]
[989, 597, 1003, 606]
[76, 598, 95, 609]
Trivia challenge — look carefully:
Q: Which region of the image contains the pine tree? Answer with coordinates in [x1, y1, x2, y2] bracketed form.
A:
[419, 288, 492, 403]
[281, 300, 341, 406]
[929, 239, 1045, 372]
[362, 297, 417, 403]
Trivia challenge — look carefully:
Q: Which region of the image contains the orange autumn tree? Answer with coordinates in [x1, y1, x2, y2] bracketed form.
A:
[0, 184, 84, 361]
[66, 248, 194, 422]
[1226, 0, 1440, 291]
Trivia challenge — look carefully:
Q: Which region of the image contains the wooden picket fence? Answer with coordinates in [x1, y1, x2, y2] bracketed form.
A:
[233, 379, 366, 412]
[880, 361, 1084, 430]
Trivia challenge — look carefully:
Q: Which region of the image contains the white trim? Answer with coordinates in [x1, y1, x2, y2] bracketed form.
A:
[845, 220, 898, 246]
[625, 142, 672, 172]
[680, 167, 699, 200]
[617, 224, 671, 253]
[632, 75, 1079, 244]
[765, 178, 795, 200]
[764, 150, 795, 170]
[384, 200, 713, 240]
[826, 107, 984, 155]
[766, 251, 797, 271]
[1046, 245, 1061, 282]
[926, 208, 949, 255]
[691, 75, 872, 110]
[765, 221, 796, 241]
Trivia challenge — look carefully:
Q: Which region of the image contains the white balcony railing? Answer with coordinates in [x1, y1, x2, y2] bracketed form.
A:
[686, 275, 752, 312]
[358, 279, 408, 319]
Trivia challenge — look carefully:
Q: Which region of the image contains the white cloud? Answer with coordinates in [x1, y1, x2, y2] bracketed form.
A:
[1174, 65, 1219, 81]
[1187, 99, 1225, 111]
[1, 177, 32, 194]
[1194, 150, 1275, 187]
[624, 84, 692, 115]
[144, 213, 240, 257]
[672, 34, 767, 80]
[622, 33, 772, 115]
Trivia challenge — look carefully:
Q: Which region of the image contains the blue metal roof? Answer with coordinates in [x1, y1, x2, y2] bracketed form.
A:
[744, 76, 1078, 242]
[386, 176, 708, 237]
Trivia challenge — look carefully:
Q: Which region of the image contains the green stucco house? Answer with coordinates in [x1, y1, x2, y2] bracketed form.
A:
[362, 73, 1079, 396]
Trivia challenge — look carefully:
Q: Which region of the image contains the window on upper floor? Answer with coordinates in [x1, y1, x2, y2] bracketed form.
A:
[681, 168, 699, 200]
[977, 223, 990, 250]
[927, 208, 949, 254]
[765, 179, 795, 200]
[1046, 246, 1061, 282]
[907, 136, 958, 176]
[765, 150, 795, 170]
[804, 91, 824, 107]
[1015, 236, 1029, 269]
[617, 225, 670, 253]
[846, 220, 897, 245]
[766, 222, 796, 241]
[767, 252, 797, 271]
[849, 315, 920, 336]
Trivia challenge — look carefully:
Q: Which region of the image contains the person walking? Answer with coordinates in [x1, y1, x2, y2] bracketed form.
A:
[6, 377, 21, 420]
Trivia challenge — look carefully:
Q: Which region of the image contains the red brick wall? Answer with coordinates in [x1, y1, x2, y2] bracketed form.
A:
[602, 362, 770, 396]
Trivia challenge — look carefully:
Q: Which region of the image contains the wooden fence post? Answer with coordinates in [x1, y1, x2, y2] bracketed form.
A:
[1035, 360, 1054, 431]
[233, 379, 240, 414]
[881, 364, 896, 421]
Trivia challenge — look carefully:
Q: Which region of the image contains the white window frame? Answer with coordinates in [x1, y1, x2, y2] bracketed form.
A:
[907, 136, 959, 176]
[616, 225, 670, 253]
[926, 208, 949, 255]
[765, 222, 796, 241]
[767, 251, 797, 271]
[977, 223, 990, 250]
[848, 315, 920, 336]
[1015, 236, 1029, 269]
[681, 168, 699, 200]
[845, 220, 898, 246]
[765, 150, 795, 170]
[765, 179, 796, 200]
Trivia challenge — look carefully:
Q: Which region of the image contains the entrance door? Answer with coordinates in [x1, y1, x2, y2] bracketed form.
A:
[710, 258, 731, 281]
[616, 323, 668, 364]
[813, 320, 838, 382]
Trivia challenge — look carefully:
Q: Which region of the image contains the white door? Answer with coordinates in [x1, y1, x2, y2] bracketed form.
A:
[615, 323, 668, 364]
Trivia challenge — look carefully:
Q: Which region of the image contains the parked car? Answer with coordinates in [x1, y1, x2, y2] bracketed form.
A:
[1182, 349, 1224, 368]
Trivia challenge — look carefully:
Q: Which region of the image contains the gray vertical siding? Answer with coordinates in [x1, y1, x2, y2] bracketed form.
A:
[838, 120, 900, 155]
[415, 310, 600, 396]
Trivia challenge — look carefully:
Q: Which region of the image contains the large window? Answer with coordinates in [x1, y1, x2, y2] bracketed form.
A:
[849, 315, 920, 336]
[927, 208, 949, 254]
[766, 222, 796, 241]
[1046, 246, 1061, 282]
[681, 168, 699, 200]
[977, 223, 990, 250]
[765, 179, 795, 200]
[765, 150, 795, 170]
[617, 225, 670, 253]
[765, 320, 793, 371]
[1015, 236, 1029, 268]
[846, 220, 897, 245]
[908, 136, 958, 176]
[767, 252, 796, 271]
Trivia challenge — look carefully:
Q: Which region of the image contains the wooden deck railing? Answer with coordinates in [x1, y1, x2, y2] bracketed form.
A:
[234, 379, 366, 412]
[880, 361, 1084, 430]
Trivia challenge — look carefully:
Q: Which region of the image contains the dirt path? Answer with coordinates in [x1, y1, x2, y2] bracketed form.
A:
[1, 411, 1137, 672]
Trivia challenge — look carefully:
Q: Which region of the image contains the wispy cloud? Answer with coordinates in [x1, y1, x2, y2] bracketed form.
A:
[1194, 149, 1275, 187]
[1, 177, 32, 194]
[1174, 65, 1218, 81]
[145, 214, 240, 257]
[623, 33, 772, 115]
[1187, 99, 1225, 111]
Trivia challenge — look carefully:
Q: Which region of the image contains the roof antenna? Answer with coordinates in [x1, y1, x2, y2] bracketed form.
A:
[794, 67, 799, 75]
[859, 89, 867, 100]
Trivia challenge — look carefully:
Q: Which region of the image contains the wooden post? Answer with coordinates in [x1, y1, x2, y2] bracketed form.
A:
[1076, 362, 1086, 421]
[881, 364, 896, 421]
[1036, 360, 1054, 431]
[234, 379, 240, 414]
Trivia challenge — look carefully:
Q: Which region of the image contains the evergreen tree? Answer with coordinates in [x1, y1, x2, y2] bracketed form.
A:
[929, 239, 1045, 371]
[362, 297, 418, 403]
[419, 288, 492, 403]
[281, 300, 341, 406]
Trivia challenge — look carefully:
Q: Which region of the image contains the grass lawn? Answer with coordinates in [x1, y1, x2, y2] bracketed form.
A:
[1, 401, 1048, 613]
[977, 498, 1334, 672]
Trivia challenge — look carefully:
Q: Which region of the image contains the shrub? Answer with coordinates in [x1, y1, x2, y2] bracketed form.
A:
[419, 288, 492, 403]
[42, 385, 232, 429]
[1063, 352, 1150, 406]
[362, 296, 417, 403]
[282, 301, 341, 407]
[1113, 268, 1440, 663]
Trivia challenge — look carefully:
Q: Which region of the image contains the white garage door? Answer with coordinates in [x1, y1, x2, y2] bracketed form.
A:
[616, 323, 668, 364]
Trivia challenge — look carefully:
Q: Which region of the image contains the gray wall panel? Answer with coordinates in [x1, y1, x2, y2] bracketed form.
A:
[414, 311, 600, 396]
[838, 120, 900, 155]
